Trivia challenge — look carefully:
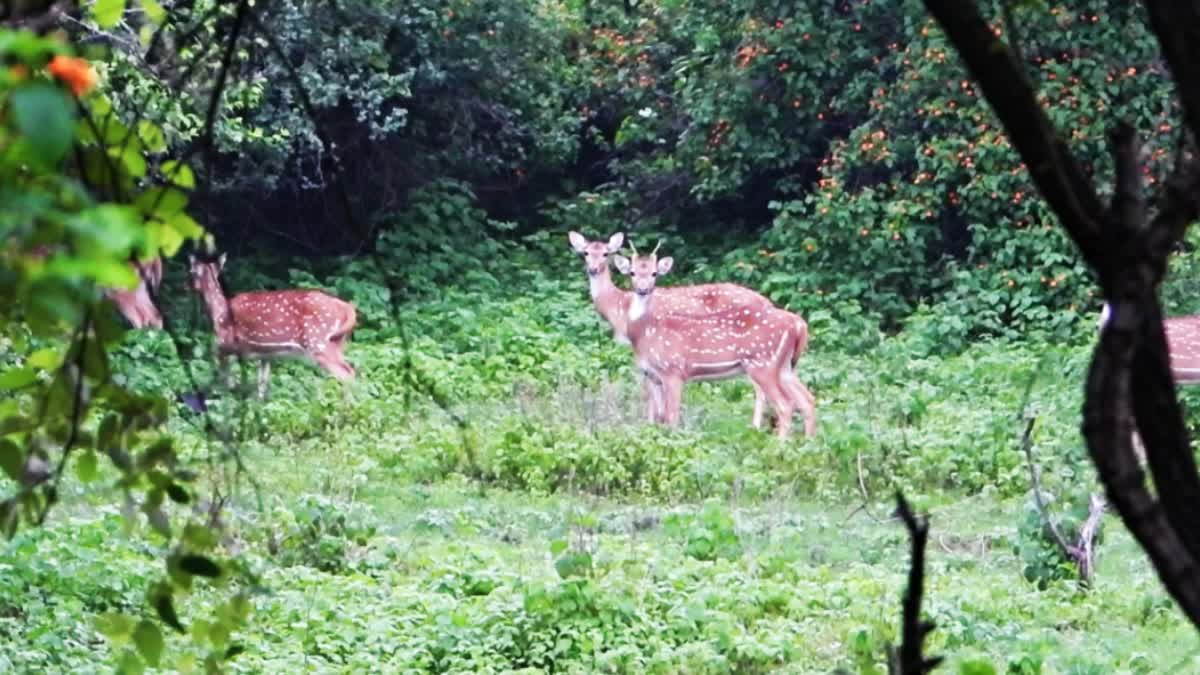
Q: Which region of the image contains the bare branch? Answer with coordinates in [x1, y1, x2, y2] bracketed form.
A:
[888, 493, 943, 675]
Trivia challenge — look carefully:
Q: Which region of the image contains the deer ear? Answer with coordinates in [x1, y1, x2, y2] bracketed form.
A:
[218, 253, 227, 270]
[188, 254, 196, 266]
[612, 255, 632, 275]
[656, 256, 674, 276]
[606, 232, 624, 253]
[568, 231, 587, 253]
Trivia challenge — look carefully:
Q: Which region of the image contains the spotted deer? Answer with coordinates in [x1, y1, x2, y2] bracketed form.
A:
[612, 248, 817, 438]
[568, 231, 811, 428]
[189, 254, 357, 399]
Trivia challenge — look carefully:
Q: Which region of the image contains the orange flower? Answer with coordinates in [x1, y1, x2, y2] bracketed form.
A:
[47, 55, 96, 97]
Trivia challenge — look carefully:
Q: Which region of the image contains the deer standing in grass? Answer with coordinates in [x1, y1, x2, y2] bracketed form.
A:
[189, 254, 357, 400]
[612, 247, 817, 438]
[1099, 302, 1200, 461]
[568, 232, 813, 429]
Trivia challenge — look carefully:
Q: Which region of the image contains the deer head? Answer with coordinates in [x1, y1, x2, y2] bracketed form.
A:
[568, 231, 624, 278]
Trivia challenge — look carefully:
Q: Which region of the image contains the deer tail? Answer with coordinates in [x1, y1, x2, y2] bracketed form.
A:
[792, 314, 809, 367]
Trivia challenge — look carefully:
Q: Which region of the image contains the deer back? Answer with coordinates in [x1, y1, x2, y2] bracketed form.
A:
[1166, 315, 1200, 383]
[655, 282, 773, 316]
[228, 289, 356, 348]
[631, 304, 798, 378]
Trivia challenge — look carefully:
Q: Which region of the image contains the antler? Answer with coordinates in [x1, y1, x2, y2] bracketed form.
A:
[651, 240, 662, 258]
[628, 238, 639, 257]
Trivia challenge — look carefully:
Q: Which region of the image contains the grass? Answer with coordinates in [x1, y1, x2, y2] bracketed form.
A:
[2, 277, 1199, 673]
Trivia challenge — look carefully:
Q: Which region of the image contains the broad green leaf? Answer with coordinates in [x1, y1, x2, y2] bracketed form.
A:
[27, 348, 61, 370]
[95, 612, 136, 642]
[134, 187, 188, 219]
[114, 144, 148, 178]
[93, 0, 127, 28]
[132, 620, 164, 667]
[0, 367, 37, 390]
[140, 0, 166, 24]
[0, 439, 23, 481]
[167, 211, 204, 238]
[137, 120, 165, 153]
[75, 450, 99, 482]
[11, 84, 75, 168]
[161, 160, 195, 188]
[958, 661, 997, 675]
[66, 205, 143, 255]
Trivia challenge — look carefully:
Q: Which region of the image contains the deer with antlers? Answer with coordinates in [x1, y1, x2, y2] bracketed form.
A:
[189, 253, 357, 400]
[611, 245, 817, 438]
[568, 231, 814, 429]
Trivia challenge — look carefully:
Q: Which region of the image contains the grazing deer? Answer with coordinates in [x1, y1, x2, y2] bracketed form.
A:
[26, 244, 164, 329]
[612, 248, 817, 438]
[568, 231, 812, 428]
[189, 253, 357, 400]
[103, 257, 164, 329]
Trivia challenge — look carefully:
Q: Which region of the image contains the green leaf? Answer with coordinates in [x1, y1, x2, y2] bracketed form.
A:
[0, 367, 37, 390]
[11, 84, 75, 168]
[114, 144, 148, 178]
[75, 450, 99, 483]
[95, 612, 136, 642]
[137, 120, 166, 153]
[134, 187, 188, 219]
[139, 0, 166, 24]
[0, 439, 23, 481]
[117, 649, 144, 675]
[93, 0, 127, 28]
[132, 620, 164, 667]
[160, 160, 195, 188]
[180, 554, 222, 578]
[26, 348, 61, 370]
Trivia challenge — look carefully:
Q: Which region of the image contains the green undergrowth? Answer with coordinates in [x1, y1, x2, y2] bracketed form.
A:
[8, 270, 1200, 672]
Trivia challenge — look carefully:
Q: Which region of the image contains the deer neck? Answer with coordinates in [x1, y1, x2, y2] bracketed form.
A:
[627, 292, 655, 337]
[589, 269, 632, 343]
[198, 281, 237, 345]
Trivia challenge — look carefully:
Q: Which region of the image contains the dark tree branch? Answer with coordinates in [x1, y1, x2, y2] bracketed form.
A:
[924, 0, 1200, 630]
[888, 494, 943, 675]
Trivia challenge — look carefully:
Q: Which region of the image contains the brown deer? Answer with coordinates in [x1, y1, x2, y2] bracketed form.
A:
[568, 231, 812, 428]
[189, 253, 357, 399]
[26, 244, 163, 329]
[103, 257, 164, 329]
[612, 248, 817, 438]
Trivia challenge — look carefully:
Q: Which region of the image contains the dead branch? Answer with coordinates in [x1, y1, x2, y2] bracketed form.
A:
[887, 493, 943, 675]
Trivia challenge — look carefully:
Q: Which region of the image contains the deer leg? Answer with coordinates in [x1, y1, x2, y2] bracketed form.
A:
[749, 369, 794, 439]
[751, 382, 767, 430]
[780, 366, 817, 438]
[661, 375, 684, 427]
[257, 361, 271, 401]
[642, 375, 661, 423]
